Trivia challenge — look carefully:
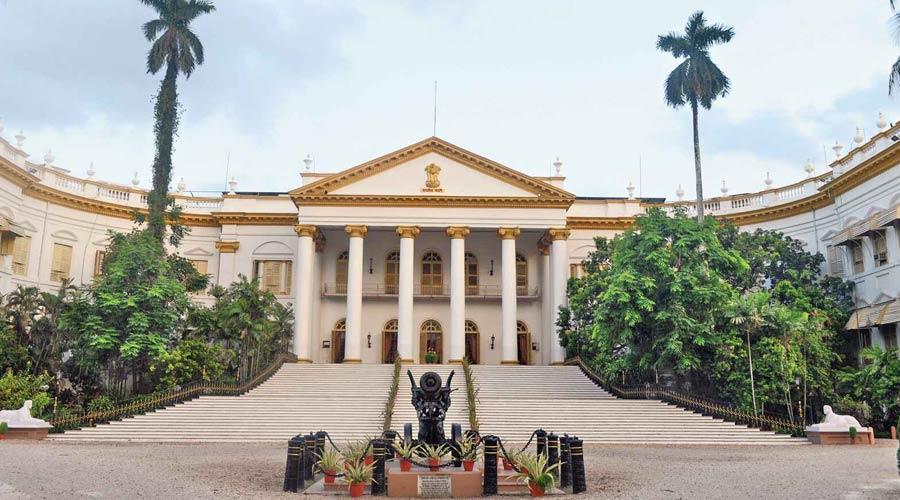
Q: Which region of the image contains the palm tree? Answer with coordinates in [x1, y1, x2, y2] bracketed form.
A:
[657, 12, 734, 222]
[140, 0, 216, 241]
[890, 1, 900, 94]
[728, 292, 769, 416]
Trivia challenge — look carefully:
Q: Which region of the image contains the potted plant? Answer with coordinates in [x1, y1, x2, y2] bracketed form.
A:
[501, 450, 519, 471]
[457, 437, 479, 471]
[315, 449, 344, 485]
[343, 461, 374, 498]
[511, 453, 561, 497]
[342, 440, 366, 469]
[848, 426, 858, 443]
[424, 350, 439, 364]
[361, 436, 375, 466]
[393, 439, 419, 472]
[420, 443, 449, 472]
[0, 421, 7, 440]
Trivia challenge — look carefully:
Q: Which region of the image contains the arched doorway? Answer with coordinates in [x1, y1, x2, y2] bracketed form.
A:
[419, 319, 443, 363]
[516, 320, 530, 365]
[382, 319, 399, 363]
[331, 319, 346, 363]
[464, 320, 480, 364]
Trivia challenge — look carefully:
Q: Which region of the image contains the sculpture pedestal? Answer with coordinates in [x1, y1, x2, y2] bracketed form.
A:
[3, 425, 50, 440]
[386, 463, 481, 498]
[805, 429, 874, 445]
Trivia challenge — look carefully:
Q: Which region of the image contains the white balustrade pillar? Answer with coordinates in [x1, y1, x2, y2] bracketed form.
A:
[396, 226, 420, 363]
[539, 242, 552, 365]
[549, 228, 570, 365]
[447, 226, 470, 363]
[293, 224, 316, 363]
[498, 227, 521, 365]
[344, 225, 367, 363]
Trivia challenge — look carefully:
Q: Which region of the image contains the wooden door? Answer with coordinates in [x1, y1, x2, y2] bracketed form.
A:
[383, 331, 398, 363]
[517, 332, 530, 365]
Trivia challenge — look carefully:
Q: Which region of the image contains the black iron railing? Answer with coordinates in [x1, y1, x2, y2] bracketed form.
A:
[564, 356, 805, 436]
[50, 352, 295, 431]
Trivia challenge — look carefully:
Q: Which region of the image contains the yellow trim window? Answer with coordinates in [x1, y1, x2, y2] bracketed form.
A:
[50, 243, 73, 283]
[93, 250, 108, 278]
[253, 260, 292, 295]
[1, 234, 31, 276]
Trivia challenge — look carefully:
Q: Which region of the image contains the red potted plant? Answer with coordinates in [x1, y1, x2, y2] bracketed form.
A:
[511, 453, 561, 497]
[421, 443, 449, 472]
[393, 439, 419, 472]
[457, 437, 479, 472]
[344, 461, 374, 498]
[315, 449, 343, 485]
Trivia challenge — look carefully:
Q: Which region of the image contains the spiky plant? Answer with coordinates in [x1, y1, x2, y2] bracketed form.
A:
[657, 11, 734, 223]
[139, 0, 215, 241]
[462, 358, 480, 432]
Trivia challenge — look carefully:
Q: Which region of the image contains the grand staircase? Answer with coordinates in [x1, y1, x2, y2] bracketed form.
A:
[52, 364, 806, 445]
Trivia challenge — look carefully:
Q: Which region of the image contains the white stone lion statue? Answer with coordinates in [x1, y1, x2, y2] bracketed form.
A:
[805, 405, 868, 432]
[0, 400, 51, 428]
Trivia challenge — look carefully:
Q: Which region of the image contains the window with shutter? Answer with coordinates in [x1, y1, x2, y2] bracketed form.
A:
[850, 241, 865, 274]
[94, 250, 107, 278]
[11, 235, 30, 276]
[826, 245, 844, 278]
[253, 259, 292, 295]
[189, 259, 208, 275]
[50, 243, 72, 282]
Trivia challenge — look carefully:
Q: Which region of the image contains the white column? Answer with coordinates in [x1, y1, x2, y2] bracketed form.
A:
[539, 243, 552, 365]
[214, 241, 239, 287]
[447, 226, 470, 363]
[293, 225, 316, 363]
[498, 227, 520, 365]
[344, 225, 367, 363]
[549, 228, 570, 365]
[396, 226, 420, 363]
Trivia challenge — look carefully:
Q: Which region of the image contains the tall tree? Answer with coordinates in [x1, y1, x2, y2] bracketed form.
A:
[657, 12, 734, 222]
[140, 0, 215, 241]
[890, 1, 900, 94]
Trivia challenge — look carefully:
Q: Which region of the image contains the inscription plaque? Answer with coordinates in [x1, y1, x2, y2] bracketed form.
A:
[417, 474, 452, 497]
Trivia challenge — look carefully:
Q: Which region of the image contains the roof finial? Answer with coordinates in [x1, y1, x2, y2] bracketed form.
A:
[626, 180, 635, 200]
[131, 172, 140, 187]
[552, 157, 562, 176]
[177, 177, 187, 193]
[832, 141, 843, 159]
[804, 158, 815, 178]
[228, 176, 237, 195]
[853, 127, 865, 146]
[303, 154, 313, 172]
[43, 149, 54, 166]
[720, 179, 728, 195]
[87, 162, 96, 179]
[877, 112, 888, 130]
[675, 184, 685, 201]
[14, 130, 25, 149]
[764, 171, 773, 188]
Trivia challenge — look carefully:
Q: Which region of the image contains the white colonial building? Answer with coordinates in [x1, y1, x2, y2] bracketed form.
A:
[0, 115, 897, 365]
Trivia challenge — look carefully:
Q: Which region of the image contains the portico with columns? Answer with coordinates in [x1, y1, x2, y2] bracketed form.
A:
[288, 137, 576, 365]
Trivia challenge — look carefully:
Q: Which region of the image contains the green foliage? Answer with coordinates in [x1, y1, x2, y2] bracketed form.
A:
[424, 350, 438, 364]
[0, 421, 7, 434]
[87, 395, 115, 414]
[461, 358, 480, 432]
[510, 453, 561, 490]
[0, 325, 29, 373]
[838, 347, 900, 429]
[0, 369, 51, 418]
[560, 208, 858, 424]
[382, 357, 401, 431]
[150, 339, 230, 388]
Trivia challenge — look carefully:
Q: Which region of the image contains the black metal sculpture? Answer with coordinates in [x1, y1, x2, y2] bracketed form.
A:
[407, 369, 455, 445]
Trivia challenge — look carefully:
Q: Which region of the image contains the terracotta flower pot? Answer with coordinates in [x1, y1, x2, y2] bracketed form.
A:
[462, 459, 475, 472]
[529, 483, 546, 497]
[364, 455, 374, 467]
[323, 470, 336, 485]
[428, 457, 440, 472]
[400, 458, 412, 472]
[348, 482, 366, 497]
[502, 458, 512, 471]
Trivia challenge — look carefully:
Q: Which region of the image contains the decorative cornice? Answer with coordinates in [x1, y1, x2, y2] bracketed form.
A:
[497, 226, 521, 239]
[822, 142, 900, 198]
[289, 137, 575, 206]
[396, 225, 421, 239]
[213, 212, 296, 226]
[719, 192, 833, 226]
[292, 194, 573, 209]
[345, 224, 368, 238]
[566, 217, 635, 230]
[446, 226, 470, 239]
[293, 224, 317, 238]
[548, 227, 571, 241]
[215, 241, 240, 253]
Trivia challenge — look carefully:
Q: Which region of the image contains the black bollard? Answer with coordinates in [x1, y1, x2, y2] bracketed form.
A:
[559, 435, 572, 490]
[283, 435, 303, 492]
[296, 436, 308, 491]
[382, 430, 398, 458]
[535, 429, 547, 456]
[372, 439, 387, 495]
[482, 435, 499, 496]
[450, 424, 462, 467]
[570, 437, 586, 494]
[547, 433, 559, 483]
[403, 423, 413, 444]
[304, 433, 317, 481]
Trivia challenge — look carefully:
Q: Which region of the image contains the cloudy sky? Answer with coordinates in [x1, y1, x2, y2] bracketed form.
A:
[1, 1, 898, 199]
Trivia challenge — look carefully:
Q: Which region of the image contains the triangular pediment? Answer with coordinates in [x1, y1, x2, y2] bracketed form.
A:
[290, 137, 574, 208]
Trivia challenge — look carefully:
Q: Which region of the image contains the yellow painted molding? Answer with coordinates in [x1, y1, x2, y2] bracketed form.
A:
[446, 226, 471, 239]
[342, 358, 362, 364]
[396, 225, 421, 239]
[497, 227, 521, 240]
[215, 241, 240, 253]
[293, 224, 317, 238]
[345, 225, 368, 238]
[548, 227, 571, 241]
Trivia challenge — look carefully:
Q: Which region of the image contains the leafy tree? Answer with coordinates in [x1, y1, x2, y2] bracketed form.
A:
[140, 0, 215, 241]
[838, 347, 900, 430]
[657, 11, 734, 222]
[150, 338, 231, 388]
[0, 325, 28, 373]
[60, 230, 205, 394]
[0, 369, 51, 418]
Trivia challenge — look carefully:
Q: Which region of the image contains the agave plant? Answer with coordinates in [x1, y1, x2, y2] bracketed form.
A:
[457, 436, 480, 461]
[392, 439, 420, 460]
[510, 453, 562, 495]
[418, 442, 450, 460]
[315, 448, 344, 473]
[343, 460, 374, 485]
[342, 440, 367, 466]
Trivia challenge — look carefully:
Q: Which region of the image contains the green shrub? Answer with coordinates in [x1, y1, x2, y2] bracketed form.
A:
[150, 339, 230, 388]
[87, 395, 115, 413]
[0, 327, 28, 373]
[0, 369, 51, 418]
[0, 421, 8, 434]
